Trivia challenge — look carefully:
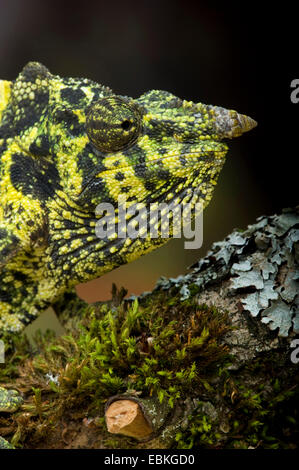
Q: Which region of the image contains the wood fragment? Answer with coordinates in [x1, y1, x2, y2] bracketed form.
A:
[105, 399, 153, 439]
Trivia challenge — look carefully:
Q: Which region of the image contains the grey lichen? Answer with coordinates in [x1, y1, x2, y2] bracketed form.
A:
[153, 207, 299, 338]
[260, 299, 295, 337]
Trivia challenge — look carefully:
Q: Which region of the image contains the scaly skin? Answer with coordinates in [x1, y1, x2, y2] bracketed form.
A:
[0, 386, 23, 447]
[0, 62, 256, 444]
[0, 62, 256, 334]
[0, 387, 23, 412]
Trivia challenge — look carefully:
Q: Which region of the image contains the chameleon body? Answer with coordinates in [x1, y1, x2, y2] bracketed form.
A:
[0, 62, 256, 334]
[0, 63, 256, 437]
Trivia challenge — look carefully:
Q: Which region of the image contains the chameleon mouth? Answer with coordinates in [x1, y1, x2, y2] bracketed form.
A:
[78, 150, 224, 203]
[100, 150, 221, 175]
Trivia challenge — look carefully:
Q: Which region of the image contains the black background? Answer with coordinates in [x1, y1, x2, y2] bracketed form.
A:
[0, 0, 297, 300]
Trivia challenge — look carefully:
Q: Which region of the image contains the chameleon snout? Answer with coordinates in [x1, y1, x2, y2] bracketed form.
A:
[233, 112, 257, 136]
[212, 106, 257, 139]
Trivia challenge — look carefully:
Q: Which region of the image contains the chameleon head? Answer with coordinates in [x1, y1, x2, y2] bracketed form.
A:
[1, 62, 256, 214]
[64, 88, 256, 276]
[80, 89, 257, 210]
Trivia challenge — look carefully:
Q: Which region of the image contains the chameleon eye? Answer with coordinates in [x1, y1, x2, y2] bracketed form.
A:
[86, 96, 142, 153]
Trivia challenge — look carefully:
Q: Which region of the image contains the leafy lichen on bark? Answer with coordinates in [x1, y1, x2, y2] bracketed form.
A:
[0, 208, 298, 449]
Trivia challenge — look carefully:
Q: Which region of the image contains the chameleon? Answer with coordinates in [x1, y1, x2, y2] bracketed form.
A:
[0, 62, 256, 444]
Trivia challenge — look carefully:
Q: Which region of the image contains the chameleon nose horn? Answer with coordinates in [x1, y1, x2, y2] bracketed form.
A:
[234, 113, 257, 136]
[213, 106, 257, 139]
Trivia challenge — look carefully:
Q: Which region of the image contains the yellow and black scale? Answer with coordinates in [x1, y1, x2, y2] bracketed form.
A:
[0, 62, 256, 333]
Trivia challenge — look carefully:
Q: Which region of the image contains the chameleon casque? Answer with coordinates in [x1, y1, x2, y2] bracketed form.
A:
[0, 62, 256, 438]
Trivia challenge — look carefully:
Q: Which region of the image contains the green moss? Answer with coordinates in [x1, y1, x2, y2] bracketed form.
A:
[1, 287, 231, 447]
[174, 354, 299, 449]
[2, 286, 297, 449]
[175, 405, 217, 449]
[233, 377, 298, 449]
[36, 291, 230, 405]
